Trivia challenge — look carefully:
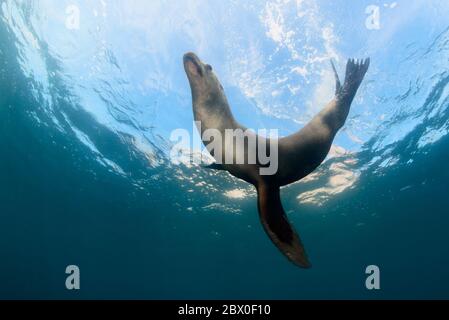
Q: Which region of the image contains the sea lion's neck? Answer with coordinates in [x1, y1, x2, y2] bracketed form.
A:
[193, 95, 237, 131]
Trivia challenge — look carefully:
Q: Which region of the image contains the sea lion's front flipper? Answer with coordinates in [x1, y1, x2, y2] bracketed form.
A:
[203, 163, 226, 171]
[256, 183, 311, 268]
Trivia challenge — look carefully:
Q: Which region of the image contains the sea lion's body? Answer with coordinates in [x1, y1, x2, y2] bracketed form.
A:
[184, 52, 369, 268]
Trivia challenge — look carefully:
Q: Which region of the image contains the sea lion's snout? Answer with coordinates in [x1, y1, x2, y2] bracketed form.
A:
[183, 52, 203, 77]
[183, 52, 199, 63]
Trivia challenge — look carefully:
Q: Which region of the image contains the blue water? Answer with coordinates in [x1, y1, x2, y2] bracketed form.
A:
[1, 0, 449, 299]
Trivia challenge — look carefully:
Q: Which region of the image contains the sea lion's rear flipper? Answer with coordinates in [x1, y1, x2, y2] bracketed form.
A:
[331, 59, 342, 95]
[257, 183, 311, 268]
[334, 58, 370, 102]
[345, 58, 370, 90]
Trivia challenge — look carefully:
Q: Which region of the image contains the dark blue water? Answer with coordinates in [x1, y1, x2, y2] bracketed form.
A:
[1, 1, 449, 299]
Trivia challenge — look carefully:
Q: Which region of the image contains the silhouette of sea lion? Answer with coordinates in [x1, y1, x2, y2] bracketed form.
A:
[184, 52, 369, 268]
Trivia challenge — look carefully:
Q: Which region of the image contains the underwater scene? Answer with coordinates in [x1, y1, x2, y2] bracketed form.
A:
[1, 0, 449, 299]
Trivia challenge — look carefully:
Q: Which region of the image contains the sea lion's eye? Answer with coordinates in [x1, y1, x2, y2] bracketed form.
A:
[206, 64, 213, 71]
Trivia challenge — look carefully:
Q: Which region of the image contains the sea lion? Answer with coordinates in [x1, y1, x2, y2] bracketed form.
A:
[183, 52, 369, 268]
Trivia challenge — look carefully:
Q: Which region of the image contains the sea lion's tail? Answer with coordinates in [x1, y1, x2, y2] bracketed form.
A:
[256, 183, 311, 268]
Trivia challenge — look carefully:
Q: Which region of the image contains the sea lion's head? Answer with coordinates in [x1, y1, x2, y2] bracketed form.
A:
[183, 52, 225, 104]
